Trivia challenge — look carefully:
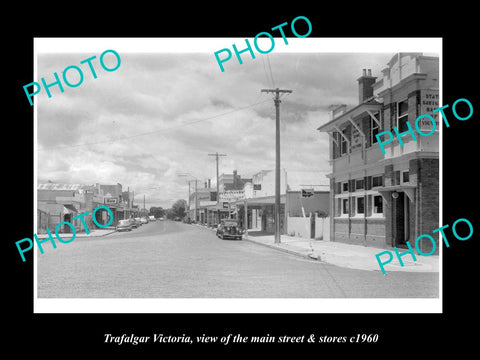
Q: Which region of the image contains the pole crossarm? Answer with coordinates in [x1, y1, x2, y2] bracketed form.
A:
[261, 88, 293, 103]
[261, 88, 293, 94]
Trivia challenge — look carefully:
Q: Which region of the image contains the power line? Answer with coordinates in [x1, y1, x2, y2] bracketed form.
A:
[38, 98, 271, 152]
[266, 54, 275, 89]
[261, 55, 272, 88]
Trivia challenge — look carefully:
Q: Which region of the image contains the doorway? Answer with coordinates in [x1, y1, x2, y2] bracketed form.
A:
[63, 214, 72, 232]
[393, 191, 410, 247]
[310, 214, 315, 239]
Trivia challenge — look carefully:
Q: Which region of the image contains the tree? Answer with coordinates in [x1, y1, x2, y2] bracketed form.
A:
[171, 199, 187, 218]
[149, 206, 165, 218]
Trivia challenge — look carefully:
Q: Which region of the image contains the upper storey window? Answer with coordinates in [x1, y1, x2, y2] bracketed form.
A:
[397, 99, 409, 132]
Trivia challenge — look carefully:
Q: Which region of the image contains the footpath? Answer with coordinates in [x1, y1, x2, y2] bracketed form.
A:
[201, 225, 439, 273]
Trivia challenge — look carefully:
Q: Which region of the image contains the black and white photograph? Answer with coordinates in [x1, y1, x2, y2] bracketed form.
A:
[32, 38, 441, 313]
[7, 6, 479, 355]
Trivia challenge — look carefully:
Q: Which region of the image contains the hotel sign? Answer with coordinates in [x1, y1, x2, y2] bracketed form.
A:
[420, 90, 439, 132]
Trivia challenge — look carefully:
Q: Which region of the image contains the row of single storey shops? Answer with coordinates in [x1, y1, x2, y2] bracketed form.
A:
[190, 53, 439, 252]
[37, 182, 146, 234]
[187, 169, 331, 240]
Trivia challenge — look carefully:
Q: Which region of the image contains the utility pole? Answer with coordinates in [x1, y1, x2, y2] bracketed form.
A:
[187, 180, 191, 220]
[195, 178, 198, 223]
[177, 173, 200, 222]
[208, 152, 227, 225]
[261, 88, 293, 244]
[126, 186, 129, 219]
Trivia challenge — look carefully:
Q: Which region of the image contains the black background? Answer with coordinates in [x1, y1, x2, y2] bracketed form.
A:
[6, 3, 478, 356]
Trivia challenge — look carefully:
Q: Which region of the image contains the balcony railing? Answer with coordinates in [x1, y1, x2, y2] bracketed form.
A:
[331, 132, 439, 171]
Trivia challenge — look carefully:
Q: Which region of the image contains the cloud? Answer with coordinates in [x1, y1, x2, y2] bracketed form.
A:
[36, 48, 396, 207]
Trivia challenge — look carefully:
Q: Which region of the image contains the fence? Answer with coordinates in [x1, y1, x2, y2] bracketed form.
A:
[36, 210, 95, 234]
[287, 213, 330, 241]
[37, 209, 49, 234]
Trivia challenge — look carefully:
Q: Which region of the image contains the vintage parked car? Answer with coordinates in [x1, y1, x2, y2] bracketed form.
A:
[128, 218, 138, 229]
[140, 217, 148, 224]
[216, 219, 243, 240]
[116, 219, 132, 232]
[134, 217, 143, 227]
[149, 215, 156, 221]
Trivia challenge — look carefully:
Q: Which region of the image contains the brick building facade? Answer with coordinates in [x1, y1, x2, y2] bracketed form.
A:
[318, 53, 439, 252]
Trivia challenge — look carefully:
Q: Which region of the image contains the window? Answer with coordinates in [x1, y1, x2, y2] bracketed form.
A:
[394, 171, 401, 186]
[333, 132, 341, 159]
[342, 182, 349, 193]
[372, 175, 383, 188]
[397, 99, 409, 132]
[340, 128, 348, 155]
[335, 198, 342, 217]
[335, 182, 341, 194]
[342, 198, 349, 215]
[373, 195, 383, 214]
[355, 179, 364, 190]
[371, 112, 380, 144]
[402, 171, 410, 184]
[356, 197, 365, 215]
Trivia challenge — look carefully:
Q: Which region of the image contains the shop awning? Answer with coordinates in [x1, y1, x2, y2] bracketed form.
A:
[201, 203, 232, 211]
[63, 204, 78, 214]
[376, 185, 416, 202]
[233, 194, 286, 207]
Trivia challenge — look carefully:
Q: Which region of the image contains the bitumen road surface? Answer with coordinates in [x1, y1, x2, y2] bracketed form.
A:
[37, 220, 439, 298]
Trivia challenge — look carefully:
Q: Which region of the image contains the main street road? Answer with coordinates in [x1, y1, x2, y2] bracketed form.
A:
[37, 220, 438, 298]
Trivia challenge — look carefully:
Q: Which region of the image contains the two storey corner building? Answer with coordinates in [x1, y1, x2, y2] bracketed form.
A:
[317, 53, 439, 253]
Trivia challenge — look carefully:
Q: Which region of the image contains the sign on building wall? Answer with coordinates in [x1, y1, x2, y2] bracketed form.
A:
[301, 188, 314, 198]
[104, 197, 118, 204]
[219, 190, 245, 202]
[420, 89, 439, 132]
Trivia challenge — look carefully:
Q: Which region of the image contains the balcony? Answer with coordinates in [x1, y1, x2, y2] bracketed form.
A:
[382, 131, 439, 159]
[332, 143, 384, 173]
[331, 132, 439, 172]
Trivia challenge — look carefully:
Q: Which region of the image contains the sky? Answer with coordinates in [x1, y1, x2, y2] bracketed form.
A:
[35, 38, 402, 208]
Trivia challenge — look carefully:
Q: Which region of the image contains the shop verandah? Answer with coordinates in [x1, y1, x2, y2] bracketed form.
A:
[233, 195, 286, 235]
[194, 195, 287, 235]
[197, 204, 231, 227]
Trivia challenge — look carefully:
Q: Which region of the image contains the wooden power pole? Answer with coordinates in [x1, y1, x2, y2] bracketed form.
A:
[261, 88, 292, 244]
[208, 152, 227, 224]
